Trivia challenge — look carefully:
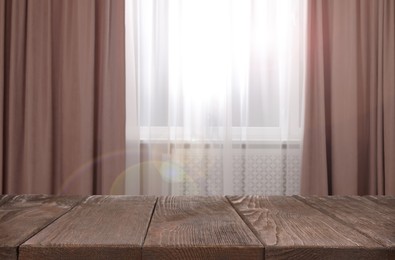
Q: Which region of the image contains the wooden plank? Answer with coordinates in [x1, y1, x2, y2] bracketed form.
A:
[296, 195, 395, 258]
[296, 196, 395, 246]
[366, 196, 395, 257]
[20, 196, 157, 260]
[228, 195, 387, 260]
[143, 196, 263, 260]
[0, 195, 12, 207]
[365, 195, 395, 209]
[0, 195, 82, 260]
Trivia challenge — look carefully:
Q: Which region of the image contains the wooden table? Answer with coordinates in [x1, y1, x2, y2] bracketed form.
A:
[0, 195, 394, 259]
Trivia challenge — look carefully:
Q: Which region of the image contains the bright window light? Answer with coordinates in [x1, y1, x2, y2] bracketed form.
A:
[130, 0, 307, 141]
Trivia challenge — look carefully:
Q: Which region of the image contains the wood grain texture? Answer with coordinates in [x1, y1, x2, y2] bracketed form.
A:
[296, 195, 395, 258]
[228, 195, 387, 260]
[0, 195, 11, 207]
[295, 196, 395, 245]
[0, 195, 82, 260]
[143, 196, 263, 260]
[20, 196, 157, 260]
[366, 195, 395, 256]
[365, 195, 395, 209]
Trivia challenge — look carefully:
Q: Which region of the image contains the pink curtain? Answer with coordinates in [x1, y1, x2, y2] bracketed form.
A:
[0, 0, 125, 195]
[302, 0, 395, 195]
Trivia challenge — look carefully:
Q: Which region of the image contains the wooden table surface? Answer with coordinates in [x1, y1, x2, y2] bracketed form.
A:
[0, 195, 394, 260]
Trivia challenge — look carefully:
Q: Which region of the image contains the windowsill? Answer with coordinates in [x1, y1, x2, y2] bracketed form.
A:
[136, 139, 302, 150]
[137, 126, 302, 143]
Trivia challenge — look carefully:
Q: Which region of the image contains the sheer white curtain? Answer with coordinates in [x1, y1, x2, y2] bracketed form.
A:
[125, 0, 307, 195]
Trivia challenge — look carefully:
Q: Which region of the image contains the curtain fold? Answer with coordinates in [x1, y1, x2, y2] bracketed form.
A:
[0, 0, 125, 195]
[302, 0, 395, 195]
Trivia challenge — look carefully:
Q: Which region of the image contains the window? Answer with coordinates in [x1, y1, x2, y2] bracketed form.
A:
[130, 0, 307, 141]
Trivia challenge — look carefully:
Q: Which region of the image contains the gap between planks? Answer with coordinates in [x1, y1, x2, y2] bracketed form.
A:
[11, 195, 393, 259]
[142, 196, 263, 260]
[141, 197, 159, 259]
[228, 195, 390, 259]
[225, 196, 265, 247]
[15, 196, 86, 259]
[293, 195, 393, 248]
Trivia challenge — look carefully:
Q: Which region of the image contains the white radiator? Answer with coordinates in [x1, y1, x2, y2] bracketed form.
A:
[170, 144, 301, 195]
